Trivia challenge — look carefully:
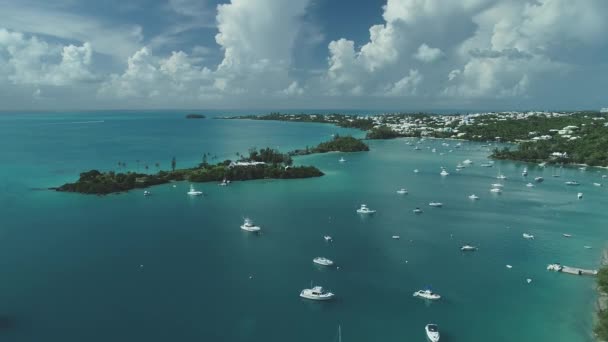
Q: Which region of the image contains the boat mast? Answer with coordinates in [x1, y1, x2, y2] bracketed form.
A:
[338, 325, 342, 342]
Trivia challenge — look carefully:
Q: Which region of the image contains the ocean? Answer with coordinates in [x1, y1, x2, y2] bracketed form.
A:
[0, 111, 605, 341]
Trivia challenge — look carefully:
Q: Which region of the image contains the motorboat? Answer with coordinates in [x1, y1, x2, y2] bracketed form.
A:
[506, 265, 513, 269]
[392, 235, 400, 240]
[468, 194, 479, 200]
[187, 184, 203, 196]
[563, 233, 572, 238]
[526, 278, 533, 284]
[522, 168, 528, 176]
[339, 157, 346, 163]
[526, 183, 535, 188]
[456, 163, 465, 169]
[428, 202, 443, 207]
[490, 188, 502, 193]
[480, 163, 493, 167]
[461, 245, 478, 251]
[547, 263, 563, 271]
[300, 286, 334, 301]
[240, 218, 261, 232]
[425, 324, 440, 342]
[440, 170, 449, 176]
[523, 233, 534, 239]
[413, 289, 441, 300]
[413, 207, 423, 214]
[396, 188, 408, 195]
[313, 257, 334, 266]
[463, 159, 473, 165]
[324, 235, 333, 242]
[593, 183, 602, 187]
[356, 204, 376, 214]
[565, 181, 580, 186]
[143, 190, 151, 196]
[534, 177, 544, 183]
[491, 183, 504, 188]
[577, 192, 583, 199]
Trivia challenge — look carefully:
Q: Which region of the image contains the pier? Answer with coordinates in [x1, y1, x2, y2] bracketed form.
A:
[547, 263, 598, 276]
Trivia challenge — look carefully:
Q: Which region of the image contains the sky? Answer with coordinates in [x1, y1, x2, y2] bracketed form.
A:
[0, 0, 607, 111]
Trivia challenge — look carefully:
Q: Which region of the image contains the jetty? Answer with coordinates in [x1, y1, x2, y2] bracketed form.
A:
[547, 263, 598, 276]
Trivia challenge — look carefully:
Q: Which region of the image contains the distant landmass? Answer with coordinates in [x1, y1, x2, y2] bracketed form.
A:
[186, 114, 206, 119]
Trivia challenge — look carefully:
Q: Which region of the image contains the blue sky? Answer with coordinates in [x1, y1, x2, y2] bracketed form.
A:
[0, 0, 607, 111]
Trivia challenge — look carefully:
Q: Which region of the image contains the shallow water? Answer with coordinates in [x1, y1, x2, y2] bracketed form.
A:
[0, 111, 605, 341]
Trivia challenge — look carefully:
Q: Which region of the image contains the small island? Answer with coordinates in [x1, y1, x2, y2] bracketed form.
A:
[186, 114, 206, 119]
[54, 147, 323, 195]
[290, 135, 369, 156]
[53, 135, 371, 195]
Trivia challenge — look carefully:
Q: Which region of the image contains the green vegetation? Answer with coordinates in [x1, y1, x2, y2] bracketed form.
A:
[366, 126, 404, 139]
[290, 135, 369, 155]
[186, 114, 206, 119]
[596, 267, 608, 341]
[486, 113, 608, 166]
[228, 112, 375, 131]
[55, 148, 323, 195]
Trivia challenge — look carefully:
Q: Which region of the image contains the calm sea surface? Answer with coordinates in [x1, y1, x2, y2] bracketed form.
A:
[0, 111, 606, 341]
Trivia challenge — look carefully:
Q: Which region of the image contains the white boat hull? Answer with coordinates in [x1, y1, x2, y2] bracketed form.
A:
[241, 225, 261, 232]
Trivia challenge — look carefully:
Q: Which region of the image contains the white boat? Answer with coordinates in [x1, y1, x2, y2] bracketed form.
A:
[522, 168, 528, 176]
[563, 233, 572, 238]
[461, 245, 477, 251]
[356, 204, 376, 214]
[240, 218, 261, 232]
[496, 174, 507, 180]
[339, 157, 346, 163]
[506, 264, 513, 269]
[480, 163, 493, 167]
[523, 233, 534, 239]
[414, 146, 421, 150]
[539, 162, 547, 167]
[456, 163, 465, 169]
[547, 263, 563, 271]
[431, 148, 436, 153]
[425, 324, 440, 342]
[428, 202, 443, 207]
[219, 178, 229, 186]
[491, 183, 504, 188]
[565, 181, 580, 186]
[440, 170, 449, 176]
[392, 235, 400, 240]
[413, 207, 423, 214]
[526, 183, 535, 188]
[526, 278, 533, 284]
[143, 190, 151, 196]
[603, 175, 607, 179]
[468, 194, 479, 200]
[584, 246, 592, 249]
[463, 159, 473, 165]
[414, 169, 419, 173]
[413, 289, 441, 300]
[187, 184, 203, 196]
[313, 257, 334, 266]
[324, 235, 333, 242]
[579, 166, 587, 171]
[490, 188, 502, 193]
[300, 286, 334, 301]
[396, 188, 408, 195]
[577, 192, 583, 199]
[593, 183, 602, 187]
[534, 177, 544, 183]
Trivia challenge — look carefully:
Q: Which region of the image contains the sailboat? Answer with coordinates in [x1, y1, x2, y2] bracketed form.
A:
[496, 167, 507, 180]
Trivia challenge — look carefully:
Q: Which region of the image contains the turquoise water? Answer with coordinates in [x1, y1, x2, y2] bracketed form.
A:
[0, 112, 606, 341]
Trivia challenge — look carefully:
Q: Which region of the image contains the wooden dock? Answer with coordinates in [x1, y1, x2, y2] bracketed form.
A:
[548, 264, 598, 276]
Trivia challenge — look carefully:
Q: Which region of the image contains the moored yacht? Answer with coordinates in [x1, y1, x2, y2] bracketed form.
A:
[425, 324, 440, 342]
[496, 173, 507, 180]
[565, 180, 580, 186]
[313, 257, 334, 266]
[480, 163, 493, 167]
[428, 202, 443, 207]
[143, 190, 151, 196]
[413, 289, 441, 300]
[240, 218, 261, 232]
[577, 192, 583, 199]
[413, 207, 423, 214]
[300, 286, 334, 301]
[526, 183, 535, 187]
[468, 194, 479, 200]
[324, 235, 333, 242]
[440, 170, 449, 176]
[187, 184, 203, 196]
[339, 157, 346, 163]
[534, 176, 544, 183]
[523, 233, 534, 239]
[490, 188, 502, 193]
[463, 159, 473, 165]
[491, 183, 504, 188]
[522, 168, 528, 176]
[356, 204, 376, 214]
[396, 188, 408, 195]
[461, 245, 478, 251]
[414, 169, 420, 173]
